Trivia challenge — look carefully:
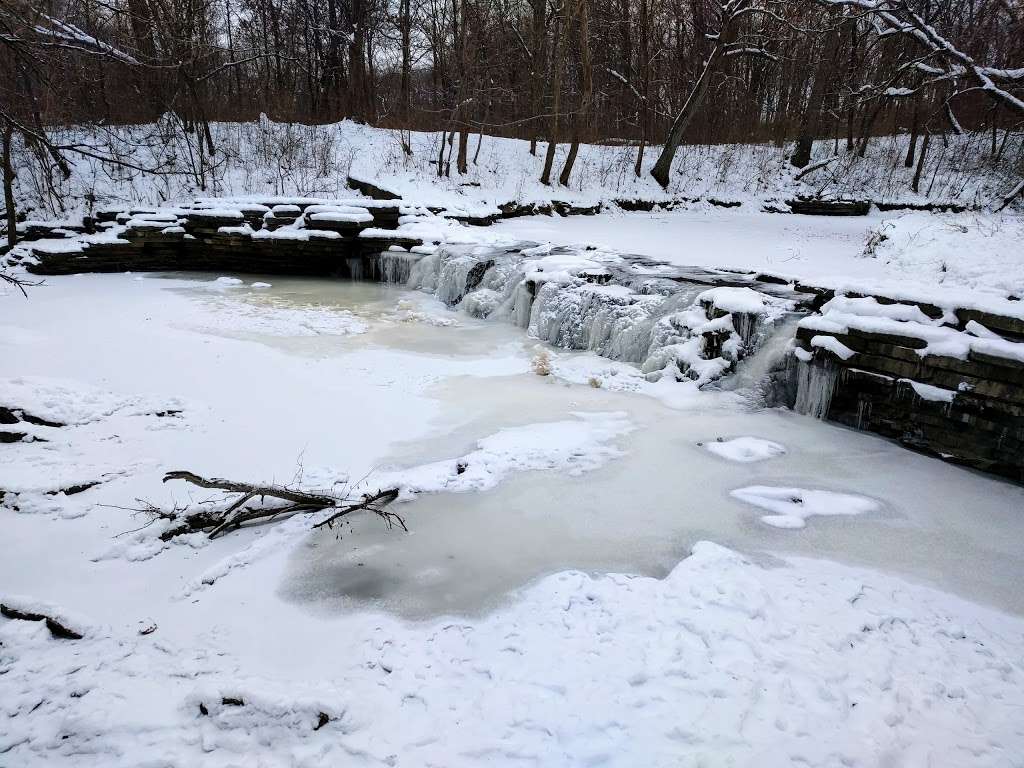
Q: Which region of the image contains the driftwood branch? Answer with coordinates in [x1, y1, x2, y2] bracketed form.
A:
[0, 271, 42, 298]
[144, 471, 403, 540]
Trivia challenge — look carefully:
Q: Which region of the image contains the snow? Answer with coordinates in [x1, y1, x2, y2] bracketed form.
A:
[731, 486, 882, 529]
[698, 286, 769, 314]
[11, 118, 1020, 226]
[494, 208, 1024, 303]
[4, 172, 1024, 764]
[801, 302, 1024, 364]
[703, 436, 787, 462]
[495, 208, 882, 284]
[4, 540, 1024, 767]
[904, 380, 958, 403]
[0, 594, 96, 638]
[0, 376, 184, 426]
[379, 411, 633, 495]
[859, 212, 1024, 298]
[250, 226, 342, 241]
[810, 334, 857, 360]
[188, 207, 245, 219]
[305, 205, 374, 224]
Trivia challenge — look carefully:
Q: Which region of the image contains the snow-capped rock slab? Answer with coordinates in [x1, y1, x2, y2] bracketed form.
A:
[703, 436, 786, 463]
[731, 485, 880, 528]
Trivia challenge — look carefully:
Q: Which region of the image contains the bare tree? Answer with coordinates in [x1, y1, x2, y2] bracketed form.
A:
[650, 0, 781, 188]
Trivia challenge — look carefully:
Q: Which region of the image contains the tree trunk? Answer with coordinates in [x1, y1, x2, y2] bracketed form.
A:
[911, 131, 929, 193]
[856, 100, 885, 158]
[348, 0, 369, 121]
[649, 40, 728, 188]
[559, 0, 591, 186]
[399, 0, 412, 119]
[791, 38, 834, 169]
[904, 96, 921, 168]
[634, 0, 649, 177]
[541, 4, 569, 185]
[2, 125, 16, 251]
[528, 0, 546, 155]
[437, 130, 447, 177]
[457, 129, 469, 175]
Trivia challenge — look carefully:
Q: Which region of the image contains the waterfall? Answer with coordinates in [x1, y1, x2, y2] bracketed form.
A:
[408, 251, 440, 292]
[345, 256, 365, 281]
[375, 251, 420, 285]
[396, 241, 806, 394]
[722, 315, 801, 404]
[510, 281, 534, 328]
[793, 357, 839, 419]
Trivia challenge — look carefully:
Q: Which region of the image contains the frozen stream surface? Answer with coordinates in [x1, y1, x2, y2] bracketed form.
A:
[3, 271, 1024, 767]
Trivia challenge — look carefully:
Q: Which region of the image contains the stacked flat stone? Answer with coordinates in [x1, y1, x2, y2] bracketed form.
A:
[793, 293, 1024, 480]
[787, 198, 871, 216]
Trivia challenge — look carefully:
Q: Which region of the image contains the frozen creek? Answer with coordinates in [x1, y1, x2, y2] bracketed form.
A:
[5, 272, 1020, 616]
[3, 271, 1024, 767]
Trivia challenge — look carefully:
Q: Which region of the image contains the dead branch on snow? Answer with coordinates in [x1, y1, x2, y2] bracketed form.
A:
[138, 471, 402, 541]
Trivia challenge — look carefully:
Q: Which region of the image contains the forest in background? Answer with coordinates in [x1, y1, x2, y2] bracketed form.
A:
[1, 0, 1023, 233]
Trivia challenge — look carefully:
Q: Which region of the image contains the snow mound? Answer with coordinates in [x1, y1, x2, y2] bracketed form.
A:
[0, 376, 184, 426]
[4, 541, 1024, 767]
[0, 594, 96, 638]
[704, 436, 786, 463]
[697, 286, 769, 314]
[380, 411, 634, 495]
[865, 212, 1024, 297]
[731, 485, 880, 528]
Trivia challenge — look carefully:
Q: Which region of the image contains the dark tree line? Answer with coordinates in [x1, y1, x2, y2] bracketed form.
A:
[1, 0, 1022, 215]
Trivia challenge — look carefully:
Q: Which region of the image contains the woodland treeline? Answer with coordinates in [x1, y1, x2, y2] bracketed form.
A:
[1, 0, 1023, 204]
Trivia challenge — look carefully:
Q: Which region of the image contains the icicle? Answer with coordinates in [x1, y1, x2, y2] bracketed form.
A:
[346, 256, 365, 281]
[511, 282, 535, 328]
[374, 251, 421, 285]
[793, 358, 838, 419]
[407, 252, 440, 292]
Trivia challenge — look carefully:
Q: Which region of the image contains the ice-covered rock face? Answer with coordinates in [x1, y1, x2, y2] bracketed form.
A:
[428, 245, 501, 306]
[408, 241, 799, 390]
[529, 282, 659, 357]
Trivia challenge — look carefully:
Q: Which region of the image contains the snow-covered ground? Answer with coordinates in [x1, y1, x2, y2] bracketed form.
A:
[3, 270, 1024, 766]
[9, 117, 1022, 225]
[494, 207, 1024, 298]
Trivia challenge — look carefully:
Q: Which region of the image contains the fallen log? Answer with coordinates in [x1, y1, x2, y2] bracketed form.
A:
[149, 471, 403, 540]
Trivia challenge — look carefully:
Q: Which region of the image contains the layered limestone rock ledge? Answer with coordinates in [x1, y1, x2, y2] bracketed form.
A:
[791, 293, 1024, 481]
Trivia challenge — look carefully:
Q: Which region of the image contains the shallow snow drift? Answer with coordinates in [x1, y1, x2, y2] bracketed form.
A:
[732, 485, 881, 529]
[3, 542, 1023, 768]
[703, 436, 787, 463]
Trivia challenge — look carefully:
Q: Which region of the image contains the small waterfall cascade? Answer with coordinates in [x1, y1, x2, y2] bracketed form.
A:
[793, 357, 839, 419]
[721, 314, 802, 405]
[345, 256, 367, 281]
[405, 241, 808, 391]
[375, 250, 421, 284]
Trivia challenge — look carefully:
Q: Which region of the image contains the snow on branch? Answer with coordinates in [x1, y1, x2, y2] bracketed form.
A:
[131, 471, 404, 541]
[724, 46, 779, 61]
[25, 12, 140, 66]
[816, 0, 1024, 115]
